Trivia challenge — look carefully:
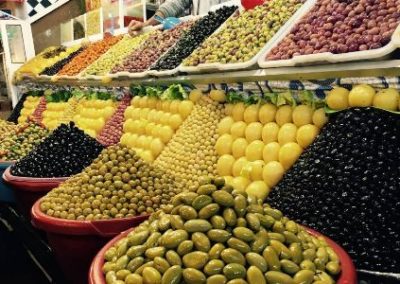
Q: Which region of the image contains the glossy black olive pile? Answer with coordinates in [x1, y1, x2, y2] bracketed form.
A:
[7, 93, 29, 123]
[11, 122, 104, 178]
[150, 5, 237, 71]
[40, 48, 85, 76]
[268, 108, 400, 272]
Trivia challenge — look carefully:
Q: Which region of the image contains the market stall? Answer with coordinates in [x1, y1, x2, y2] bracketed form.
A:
[1, 0, 399, 283]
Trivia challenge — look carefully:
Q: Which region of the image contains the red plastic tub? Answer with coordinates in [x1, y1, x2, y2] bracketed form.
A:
[2, 167, 68, 219]
[88, 226, 357, 284]
[31, 199, 150, 284]
[241, 0, 264, 10]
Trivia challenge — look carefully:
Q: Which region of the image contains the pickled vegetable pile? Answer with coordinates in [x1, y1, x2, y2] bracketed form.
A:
[0, 123, 50, 161]
[268, 108, 400, 272]
[154, 96, 224, 192]
[217, 99, 327, 201]
[184, 0, 304, 66]
[102, 178, 341, 284]
[112, 21, 194, 73]
[267, 0, 400, 60]
[40, 145, 179, 220]
[11, 122, 104, 178]
[151, 6, 237, 71]
[40, 47, 85, 76]
[121, 95, 194, 163]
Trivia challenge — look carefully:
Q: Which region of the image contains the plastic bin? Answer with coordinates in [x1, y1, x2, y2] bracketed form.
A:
[241, 0, 264, 10]
[88, 225, 357, 284]
[31, 199, 150, 284]
[2, 167, 68, 219]
[0, 161, 16, 203]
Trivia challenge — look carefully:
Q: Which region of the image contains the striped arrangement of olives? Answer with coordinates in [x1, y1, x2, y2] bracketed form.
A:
[102, 177, 341, 284]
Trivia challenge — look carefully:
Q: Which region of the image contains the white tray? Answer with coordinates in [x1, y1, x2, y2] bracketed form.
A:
[179, 1, 311, 73]
[258, 2, 400, 68]
[108, 71, 149, 79]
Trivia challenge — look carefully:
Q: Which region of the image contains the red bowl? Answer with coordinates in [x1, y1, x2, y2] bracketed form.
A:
[88, 226, 357, 284]
[241, 0, 264, 10]
[31, 199, 149, 284]
[3, 167, 68, 218]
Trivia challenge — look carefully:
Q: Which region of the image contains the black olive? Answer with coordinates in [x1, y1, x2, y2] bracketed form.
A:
[11, 122, 104, 178]
[268, 108, 400, 273]
[150, 6, 237, 71]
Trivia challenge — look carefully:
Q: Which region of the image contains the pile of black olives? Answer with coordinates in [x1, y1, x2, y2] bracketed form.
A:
[7, 92, 29, 123]
[11, 122, 104, 177]
[268, 108, 400, 272]
[150, 6, 237, 71]
[40, 48, 85, 76]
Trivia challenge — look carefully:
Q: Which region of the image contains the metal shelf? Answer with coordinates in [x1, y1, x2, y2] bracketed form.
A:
[18, 60, 400, 88]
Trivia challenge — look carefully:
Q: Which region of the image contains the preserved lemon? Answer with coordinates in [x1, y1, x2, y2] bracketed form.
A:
[245, 122, 263, 142]
[292, 105, 313, 127]
[217, 154, 236, 176]
[278, 123, 297, 145]
[275, 105, 292, 126]
[296, 124, 319, 149]
[262, 122, 280, 143]
[230, 121, 247, 138]
[231, 138, 248, 159]
[218, 116, 235, 136]
[245, 140, 264, 162]
[216, 134, 233, 155]
[263, 142, 280, 163]
[243, 104, 259, 123]
[232, 102, 246, 121]
[279, 142, 303, 170]
[312, 108, 328, 128]
[259, 103, 277, 124]
[263, 161, 284, 187]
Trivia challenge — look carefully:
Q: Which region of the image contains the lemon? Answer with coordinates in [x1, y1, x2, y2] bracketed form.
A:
[216, 134, 233, 155]
[245, 122, 263, 142]
[262, 122, 280, 143]
[278, 123, 298, 145]
[312, 108, 328, 128]
[243, 104, 259, 123]
[218, 116, 235, 136]
[217, 154, 235, 176]
[292, 105, 313, 127]
[232, 157, 248, 177]
[348, 84, 375, 107]
[275, 105, 293, 126]
[259, 103, 277, 124]
[232, 138, 248, 159]
[263, 161, 284, 187]
[230, 121, 247, 138]
[326, 87, 349, 110]
[232, 176, 251, 193]
[246, 181, 270, 201]
[263, 142, 280, 163]
[232, 102, 246, 121]
[245, 140, 264, 162]
[373, 88, 399, 111]
[279, 142, 303, 170]
[296, 124, 319, 149]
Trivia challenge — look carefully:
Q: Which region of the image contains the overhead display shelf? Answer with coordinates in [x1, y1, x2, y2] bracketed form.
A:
[17, 59, 400, 87]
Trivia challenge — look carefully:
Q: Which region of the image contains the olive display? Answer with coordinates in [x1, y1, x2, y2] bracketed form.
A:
[0, 120, 19, 143]
[267, 0, 400, 60]
[0, 123, 50, 161]
[84, 34, 149, 76]
[11, 122, 104, 178]
[111, 21, 194, 73]
[268, 108, 400, 272]
[39, 145, 179, 220]
[40, 47, 85, 76]
[150, 6, 237, 71]
[183, 0, 304, 66]
[98, 95, 131, 147]
[7, 92, 29, 123]
[102, 177, 341, 284]
[154, 96, 224, 192]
